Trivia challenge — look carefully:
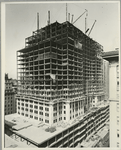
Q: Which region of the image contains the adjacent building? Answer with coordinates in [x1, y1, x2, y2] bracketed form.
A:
[102, 49, 120, 148]
[5, 103, 109, 148]
[5, 74, 17, 115]
[102, 59, 109, 101]
[79, 122, 109, 147]
[16, 20, 105, 126]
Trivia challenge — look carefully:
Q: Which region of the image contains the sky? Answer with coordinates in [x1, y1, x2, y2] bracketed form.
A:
[4, 1, 120, 79]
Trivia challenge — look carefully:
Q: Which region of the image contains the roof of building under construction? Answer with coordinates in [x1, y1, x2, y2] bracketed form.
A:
[17, 20, 103, 53]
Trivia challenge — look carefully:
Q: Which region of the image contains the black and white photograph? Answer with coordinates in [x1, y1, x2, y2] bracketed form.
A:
[1, 1, 120, 149]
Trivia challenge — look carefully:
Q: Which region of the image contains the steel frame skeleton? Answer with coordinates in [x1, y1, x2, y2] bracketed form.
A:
[16, 21, 104, 125]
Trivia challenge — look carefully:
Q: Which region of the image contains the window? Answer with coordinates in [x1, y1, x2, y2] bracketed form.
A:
[64, 117, 66, 120]
[53, 107, 57, 111]
[59, 106, 62, 109]
[53, 113, 57, 116]
[21, 107, 24, 110]
[34, 101, 38, 104]
[45, 107, 49, 111]
[30, 109, 33, 113]
[21, 113, 24, 116]
[39, 103, 43, 105]
[117, 142, 119, 147]
[59, 111, 62, 114]
[45, 103, 49, 106]
[30, 115, 33, 118]
[45, 120, 49, 123]
[39, 112, 43, 115]
[30, 105, 33, 108]
[117, 133, 119, 138]
[25, 108, 28, 111]
[21, 103, 24, 106]
[34, 105, 38, 109]
[25, 104, 28, 107]
[117, 103, 119, 112]
[34, 116, 38, 120]
[64, 111, 66, 114]
[45, 113, 49, 117]
[53, 119, 57, 123]
[34, 110, 38, 114]
[40, 106, 43, 110]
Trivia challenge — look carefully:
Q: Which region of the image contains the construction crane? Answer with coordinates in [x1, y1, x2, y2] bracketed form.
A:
[71, 14, 74, 23]
[85, 28, 89, 34]
[72, 9, 87, 25]
[85, 11, 88, 33]
[88, 20, 96, 37]
[68, 13, 70, 22]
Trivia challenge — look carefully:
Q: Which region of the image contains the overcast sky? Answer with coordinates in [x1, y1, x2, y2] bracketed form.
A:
[4, 2, 120, 79]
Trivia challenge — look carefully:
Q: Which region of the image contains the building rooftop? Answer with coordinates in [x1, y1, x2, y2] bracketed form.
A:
[102, 50, 119, 61]
[5, 113, 76, 145]
[5, 102, 109, 146]
[102, 50, 119, 57]
[5, 134, 36, 148]
[79, 123, 109, 147]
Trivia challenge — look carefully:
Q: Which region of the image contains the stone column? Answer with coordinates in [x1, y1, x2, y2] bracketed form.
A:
[49, 101, 53, 126]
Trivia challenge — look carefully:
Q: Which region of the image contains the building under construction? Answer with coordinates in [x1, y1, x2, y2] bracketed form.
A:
[16, 12, 104, 125]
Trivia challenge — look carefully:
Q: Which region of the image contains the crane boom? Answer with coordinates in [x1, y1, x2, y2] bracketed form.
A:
[73, 10, 87, 24]
[88, 20, 96, 36]
[71, 14, 74, 23]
